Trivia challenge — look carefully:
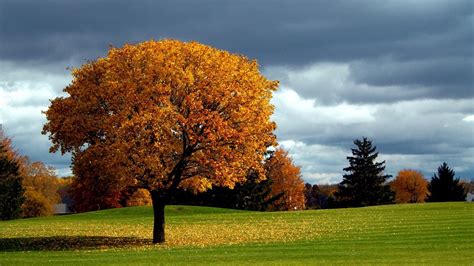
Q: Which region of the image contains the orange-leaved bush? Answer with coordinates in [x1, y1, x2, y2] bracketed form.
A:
[391, 169, 428, 203]
[265, 148, 305, 211]
[126, 189, 152, 207]
[21, 161, 60, 217]
[42, 40, 278, 243]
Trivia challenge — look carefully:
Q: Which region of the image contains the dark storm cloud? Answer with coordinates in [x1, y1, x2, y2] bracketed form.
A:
[1, 0, 472, 65]
[350, 58, 473, 99]
[1, 0, 471, 103]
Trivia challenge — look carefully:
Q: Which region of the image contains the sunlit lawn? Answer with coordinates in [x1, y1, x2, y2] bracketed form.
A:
[0, 202, 473, 265]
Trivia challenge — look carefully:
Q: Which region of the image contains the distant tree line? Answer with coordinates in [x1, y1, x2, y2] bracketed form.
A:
[67, 135, 467, 212]
[1, 129, 470, 221]
[304, 137, 468, 209]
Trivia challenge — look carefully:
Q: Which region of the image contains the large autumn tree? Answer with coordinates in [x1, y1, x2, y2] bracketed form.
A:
[336, 137, 393, 207]
[42, 40, 277, 243]
[391, 169, 428, 203]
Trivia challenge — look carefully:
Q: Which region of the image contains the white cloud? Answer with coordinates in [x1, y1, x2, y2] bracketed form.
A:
[0, 61, 72, 175]
[462, 115, 474, 122]
[303, 172, 342, 185]
[0, 82, 56, 108]
[272, 88, 377, 143]
[278, 140, 348, 183]
[274, 88, 376, 124]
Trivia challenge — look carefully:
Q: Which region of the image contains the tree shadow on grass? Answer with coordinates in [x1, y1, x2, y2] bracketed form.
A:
[0, 236, 152, 251]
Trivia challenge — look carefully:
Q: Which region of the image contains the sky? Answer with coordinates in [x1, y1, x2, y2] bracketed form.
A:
[0, 0, 473, 183]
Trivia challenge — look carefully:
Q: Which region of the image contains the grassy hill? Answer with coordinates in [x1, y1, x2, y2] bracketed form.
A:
[0, 202, 473, 265]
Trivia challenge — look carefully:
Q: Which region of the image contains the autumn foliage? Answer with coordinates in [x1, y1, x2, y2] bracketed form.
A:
[391, 170, 428, 203]
[21, 161, 60, 217]
[43, 40, 277, 243]
[126, 189, 152, 207]
[265, 149, 305, 211]
[69, 150, 129, 212]
[21, 189, 53, 218]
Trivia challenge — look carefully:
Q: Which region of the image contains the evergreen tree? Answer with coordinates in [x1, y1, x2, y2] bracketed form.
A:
[0, 143, 25, 220]
[426, 162, 466, 202]
[336, 137, 393, 207]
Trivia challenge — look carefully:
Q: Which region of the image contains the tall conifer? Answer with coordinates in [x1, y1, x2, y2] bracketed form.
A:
[336, 137, 393, 207]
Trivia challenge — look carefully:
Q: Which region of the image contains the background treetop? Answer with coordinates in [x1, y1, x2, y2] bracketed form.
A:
[427, 162, 466, 202]
[391, 169, 428, 203]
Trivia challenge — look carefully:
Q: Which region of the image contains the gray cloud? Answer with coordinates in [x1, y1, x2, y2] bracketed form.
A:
[273, 89, 474, 151]
[264, 63, 423, 104]
[265, 58, 473, 104]
[0, 61, 72, 176]
[272, 89, 474, 179]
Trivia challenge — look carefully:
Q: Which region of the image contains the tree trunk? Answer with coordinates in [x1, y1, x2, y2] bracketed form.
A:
[151, 190, 166, 244]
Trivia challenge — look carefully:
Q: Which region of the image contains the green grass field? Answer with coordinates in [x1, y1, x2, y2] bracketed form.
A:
[0, 202, 473, 265]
